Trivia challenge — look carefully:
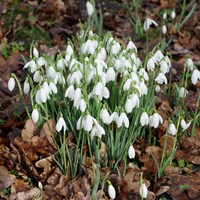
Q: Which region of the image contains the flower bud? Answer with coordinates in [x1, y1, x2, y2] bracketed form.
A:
[108, 182, 116, 199]
[139, 183, 148, 198]
[168, 123, 177, 136]
[23, 79, 30, 94]
[31, 108, 39, 123]
[33, 47, 39, 58]
[128, 145, 135, 159]
[140, 112, 149, 126]
[171, 10, 176, 19]
[86, 1, 94, 16]
[8, 77, 15, 92]
[181, 119, 191, 131]
[56, 117, 67, 132]
[162, 25, 167, 34]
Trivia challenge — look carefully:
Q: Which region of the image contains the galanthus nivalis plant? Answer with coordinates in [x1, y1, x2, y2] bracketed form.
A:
[8, 30, 195, 182]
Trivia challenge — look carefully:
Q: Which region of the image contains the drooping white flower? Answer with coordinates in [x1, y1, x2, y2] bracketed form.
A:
[66, 44, 74, 56]
[128, 145, 135, 159]
[23, 79, 30, 94]
[162, 25, 167, 34]
[97, 47, 107, 61]
[47, 66, 56, 79]
[33, 71, 43, 83]
[179, 87, 188, 98]
[77, 116, 84, 130]
[38, 181, 43, 190]
[139, 183, 148, 198]
[140, 112, 149, 126]
[143, 18, 158, 31]
[139, 68, 149, 81]
[120, 113, 129, 128]
[154, 50, 164, 63]
[106, 68, 115, 82]
[23, 60, 37, 73]
[49, 82, 58, 94]
[168, 123, 177, 136]
[163, 13, 167, 20]
[139, 81, 148, 95]
[92, 82, 110, 101]
[8, 77, 15, 92]
[56, 117, 67, 132]
[79, 99, 87, 112]
[100, 108, 111, 125]
[86, 1, 94, 16]
[127, 41, 137, 53]
[36, 88, 47, 104]
[42, 82, 50, 100]
[37, 57, 47, 67]
[33, 47, 39, 58]
[155, 73, 168, 85]
[84, 115, 93, 132]
[160, 59, 170, 74]
[65, 85, 75, 100]
[191, 69, 200, 85]
[90, 121, 105, 139]
[186, 58, 194, 71]
[147, 57, 156, 71]
[149, 113, 163, 128]
[181, 119, 191, 131]
[123, 79, 132, 91]
[171, 10, 176, 19]
[125, 94, 140, 113]
[110, 112, 118, 122]
[31, 108, 39, 123]
[57, 58, 65, 70]
[155, 85, 161, 93]
[111, 41, 121, 55]
[108, 182, 116, 199]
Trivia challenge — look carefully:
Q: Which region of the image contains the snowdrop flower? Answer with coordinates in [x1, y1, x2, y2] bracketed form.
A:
[86, 1, 94, 16]
[66, 44, 74, 57]
[100, 108, 111, 125]
[81, 39, 98, 55]
[37, 57, 47, 67]
[33, 47, 39, 58]
[186, 58, 194, 71]
[8, 77, 15, 92]
[139, 81, 148, 95]
[97, 47, 107, 61]
[56, 116, 67, 132]
[125, 94, 140, 113]
[84, 115, 93, 132]
[140, 183, 148, 199]
[31, 108, 39, 123]
[149, 113, 163, 128]
[179, 87, 188, 98]
[160, 59, 170, 74]
[108, 181, 116, 199]
[36, 88, 47, 104]
[155, 85, 161, 93]
[191, 69, 200, 85]
[106, 68, 115, 82]
[79, 99, 87, 112]
[155, 73, 167, 85]
[163, 12, 167, 20]
[24, 60, 37, 73]
[154, 50, 164, 62]
[65, 85, 75, 100]
[77, 116, 84, 130]
[147, 57, 156, 71]
[90, 121, 105, 139]
[181, 119, 191, 131]
[171, 10, 176, 19]
[168, 123, 177, 136]
[92, 82, 110, 101]
[23, 79, 30, 94]
[162, 25, 167, 34]
[33, 71, 43, 83]
[110, 112, 118, 122]
[38, 181, 43, 190]
[49, 82, 58, 94]
[57, 59, 65, 70]
[128, 145, 136, 159]
[123, 79, 132, 91]
[118, 113, 129, 128]
[140, 112, 149, 126]
[127, 41, 137, 53]
[42, 82, 50, 100]
[47, 66, 56, 79]
[139, 68, 149, 81]
[143, 18, 158, 31]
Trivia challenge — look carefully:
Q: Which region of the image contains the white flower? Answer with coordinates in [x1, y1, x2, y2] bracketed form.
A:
[128, 145, 135, 159]
[155, 73, 167, 85]
[120, 113, 129, 128]
[127, 41, 137, 53]
[140, 183, 148, 198]
[123, 79, 132, 91]
[191, 69, 200, 85]
[36, 88, 47, 104]
[47, 66, 56, 79]
[79, 99, 87, 112]
[160, 59, 170, 74]
[111, 41, 121, 55]
[139, 81, 148, 95]
[143, 18, 158, 31]
[49, 82, 58, 94]
[23, 60, 37, 73]
[66, 44, 74, 56]
[77, 116, 84, 130]
[38, 181, 43, 190]
[181, 119, 191, 131]
[149, 113, 163, 128]
[147, 57, 156, 71]
[84, 115, 93, 132]
[110, 112, 118, 122]
[186, 58, 194, 71]
[97, 47, 107, 61]
[23, 79, 30, 94]
[92, 82, 110, 101]
[125, 94, 140, 113]
[56, 117, 67, 132]
[179, 87, 188, 98]
[65, 85, 75, 99]
[106, 68, 115, 82]
[171, 10, 176, 19]
[37, 57, 47, 67]
[163, 13, 167, 20]
[140, 112, 149, 126]
[33, 71, 43, 83]
[139, 68, 149, 81]
[86, 1, 94, 16]
[8, 77, 15, 92]
[33, 47, 39, 58]
[42, 82, 50, 100]
[90, 121, 105, 139]
[168, 123, 177, 136]
[154, 50, 164, 62]
[57, 59, 65, 70]
[100, 108, 111, 125]
[31, 108, 39, 123]
[155, 85, 161, 93]
[162, 25, 167, 34]
[108, 183, 116, 199]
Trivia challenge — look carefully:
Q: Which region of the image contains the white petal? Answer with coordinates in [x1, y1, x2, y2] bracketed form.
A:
[33, 47, 39, 58]
[140, 183, 148, 198]
[23, 80, 30, 94]
[128, 145, 135, 159]
[168, 123, 177, 136]
[108, 184, 116, 199]
[84, 115, 93, 132]
[31, 109, 39, 123]
[8, 77, 15, 92]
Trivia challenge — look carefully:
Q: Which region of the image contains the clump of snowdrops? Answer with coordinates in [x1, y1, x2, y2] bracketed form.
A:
[8, 29, 198, 179]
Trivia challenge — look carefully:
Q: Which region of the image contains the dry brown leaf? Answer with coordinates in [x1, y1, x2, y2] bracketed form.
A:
[156, 186, 170, 196]
[40, 119, 56, 149]
[15, 187, 40, 200]
[21, 119, 36, 143]
[0, 166, 15, 190]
